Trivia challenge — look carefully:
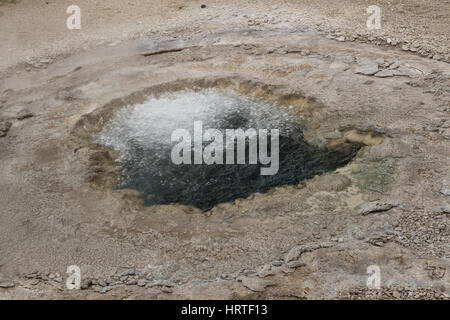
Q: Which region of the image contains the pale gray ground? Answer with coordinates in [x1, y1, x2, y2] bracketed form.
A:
[0, 1, 449, 299]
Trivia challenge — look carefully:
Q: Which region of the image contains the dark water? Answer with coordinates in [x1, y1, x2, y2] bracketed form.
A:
[97, 89, 363, 211]
[118, 120, 363, 211]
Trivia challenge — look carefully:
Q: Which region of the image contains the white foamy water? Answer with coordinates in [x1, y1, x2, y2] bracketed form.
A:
[96, 88, 299, 164]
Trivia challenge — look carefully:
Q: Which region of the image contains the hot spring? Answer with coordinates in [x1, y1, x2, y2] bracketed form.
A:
[96, 88, 363, 211]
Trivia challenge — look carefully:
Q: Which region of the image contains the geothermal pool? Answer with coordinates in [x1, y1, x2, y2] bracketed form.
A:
[96, 88, 363, 210]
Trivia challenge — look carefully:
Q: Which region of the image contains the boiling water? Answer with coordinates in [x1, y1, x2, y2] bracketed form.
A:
[96, 88, 362, 210]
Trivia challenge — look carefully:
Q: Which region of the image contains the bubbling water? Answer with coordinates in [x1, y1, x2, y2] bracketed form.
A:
[96, 88, 362, 210]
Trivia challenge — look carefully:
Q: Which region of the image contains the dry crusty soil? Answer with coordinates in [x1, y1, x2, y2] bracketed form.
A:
[0, 0, 449, 299]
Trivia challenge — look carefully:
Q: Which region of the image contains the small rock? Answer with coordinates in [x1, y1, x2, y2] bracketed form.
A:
[30, 279, 40, 286]
[126, 279, 137, 285]
[360, 201, 398, 215]
[271, 260, 282, 267]
[161, 287, 173, 293]
[301, 49, 311, 56]
[80, 279, 92, 290]
[137, 279, 147, 287]
[440, 177, 450, 195]
[120, 268, 135, 277]
[147, 280, 175, 288]
[0, 281, 15, 288]
[16, 108, 34, 120]
[242, 269, 257, 276]
[389, 60, 401, 69]
[351, 227, 366, 240]
[440, 186, 450, 196]
[145, 273, 153, 281]
[200, 4, 206, 8]
[441, 128, 450, 140]
[354, 59, 379, 75]
[165, 262, 180, 273]
[336, 36, 345, 42]
[286, 260, 306, 269]
[401, 45, 410, 51]
[220, 273, 235, 280]
[397, 63, 432, 77]
[443, 204, 450, 214]
[98, 279, 107, 287]
[257, 265, 276, 278]
[0, 120, 12, 137]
